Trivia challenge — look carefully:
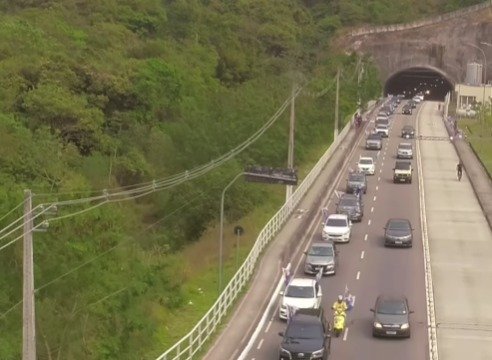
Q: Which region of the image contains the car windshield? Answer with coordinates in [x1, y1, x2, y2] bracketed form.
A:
[395, 162, 411, 170]
[399, 144, 412, 150]
[339, 198, 357, 207]
[308, 245, 334, 257]
[388, 220, 410, 230]
[403, 126, 414, 131]
[285, 322, 323, 339]
[326, 218, 347, 227]
[359, 159, 373, 165]
[285, 285, 315, 298]
[368, 134, 381, 140]
[377, 300, 408, 315]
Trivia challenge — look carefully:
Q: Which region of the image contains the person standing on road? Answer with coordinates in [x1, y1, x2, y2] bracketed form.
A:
[456, 161, 463, 181]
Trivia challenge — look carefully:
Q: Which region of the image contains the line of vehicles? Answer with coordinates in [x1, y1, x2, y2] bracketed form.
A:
[278, 95, 421, 359]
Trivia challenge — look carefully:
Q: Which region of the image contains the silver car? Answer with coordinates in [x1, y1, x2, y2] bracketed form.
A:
[304, 242, 338, 276]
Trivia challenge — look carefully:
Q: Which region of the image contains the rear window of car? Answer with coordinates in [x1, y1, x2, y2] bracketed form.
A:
[285, 321, 323, 339]
[388, 219, 410, 230]
[349, 173, 365, 182]
[326, 218, 348, 227]
[399, 144, 412, 150]
[395, 162, 411, 170]
[286, 285, 314, 298]
[403, 126, 414, 132]
[359, 159, 373, 165]
[339, 198, 357, 207]
[308, 245, 334, 256]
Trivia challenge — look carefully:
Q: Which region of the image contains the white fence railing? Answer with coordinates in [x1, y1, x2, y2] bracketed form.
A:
[350, 0, 492, 36]
[155, 117, 355, 360]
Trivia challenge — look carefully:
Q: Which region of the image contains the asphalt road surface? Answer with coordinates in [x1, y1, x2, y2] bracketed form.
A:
[246, 101, 429, 360]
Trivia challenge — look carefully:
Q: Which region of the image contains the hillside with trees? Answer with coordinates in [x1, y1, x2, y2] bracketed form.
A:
[0, 0, 482, 359]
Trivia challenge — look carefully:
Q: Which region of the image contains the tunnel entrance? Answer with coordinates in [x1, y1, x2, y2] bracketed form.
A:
[384, 67, 454, 101]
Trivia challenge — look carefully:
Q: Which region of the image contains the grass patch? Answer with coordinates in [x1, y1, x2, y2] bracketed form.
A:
[458, 114, 492, 175]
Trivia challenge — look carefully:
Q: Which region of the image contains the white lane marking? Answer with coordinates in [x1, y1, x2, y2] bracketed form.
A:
[257, 339, 264, 350]
[343, 327, 349, 341]
[352, 296, 356, 307]
[380, 169, 383, 173]
[373, 196, 377, 201]
[356, 271, 360, 280]
[381, 162, 384, 167]
[377, 176, 381, 182]
[376, 185, 379, 191]
[371, 206, 374, 213]
[264, 320, 272, 333]
[361, 251, 365, 259]
[364, 234, 368, 241]
[368, 219, 372, 226]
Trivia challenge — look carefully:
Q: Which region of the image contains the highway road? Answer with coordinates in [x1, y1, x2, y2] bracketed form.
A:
[246, 101, 429, 359]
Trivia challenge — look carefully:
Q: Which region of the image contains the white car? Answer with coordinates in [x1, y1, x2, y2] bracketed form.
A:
[375, 123, 389, 137]
[322, 213, 352, 243]
[279, 278, 322, 320]
[357, 156, 376, 175]
[397, 142, 413, 159]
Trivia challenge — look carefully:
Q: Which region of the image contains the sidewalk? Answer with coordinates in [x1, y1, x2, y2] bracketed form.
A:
[202, 122, 367, 360]
[420, 102, 492, 360]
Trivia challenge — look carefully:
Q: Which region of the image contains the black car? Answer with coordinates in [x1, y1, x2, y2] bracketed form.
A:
[336, 193, 364, 222]
[401, 125, 415, 138]
[279, 308, 331, 360]
[384, 218, 413, 247]
[371, 295, 413, 338]
[402, 105, 412, 115]
[346, 172, 367, 194]
[407, 100, 417, 109]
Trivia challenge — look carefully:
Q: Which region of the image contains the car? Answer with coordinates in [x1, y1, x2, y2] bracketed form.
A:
[279, 278, 322, 320]
[371, 295, 413, 338]
[412, 96, 421, 104]
[375, 123, 389, 137]
[402, 105, 412, 115]
[279, 308, 331, 360]
[346, 171, 367, 194]
[376, 113, 389, 122]
[357, 156, 375, 175]
[397, 142, 413, 159]
[401, 125, 415, 138]
[407, 100, 417, 109]
[384, 218, 413, 247]
[336, 193, 364, 222]
[380, 106, 392, 116]
[393, 160, 413, 183]
[365, 133, 382, 150]
[304, 242, 338, 276]
[322, 214, 351, 243]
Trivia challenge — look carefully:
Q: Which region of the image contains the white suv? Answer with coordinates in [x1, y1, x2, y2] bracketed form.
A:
[397, 142, 413, 159]
[357, 156, 376, 175]
[375, 123, 389, 137]
[322, 214, 352, 243]
[279, 278, 322, 320]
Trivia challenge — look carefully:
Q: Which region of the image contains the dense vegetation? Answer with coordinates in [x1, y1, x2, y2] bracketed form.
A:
[0, 0, 483, 359]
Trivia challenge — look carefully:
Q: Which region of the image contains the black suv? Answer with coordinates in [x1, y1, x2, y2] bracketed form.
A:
[346, 172, 367, 194]
[336, 193, 364, 222]
[279, 308, 331, 360]
[402, 105, 412, 115]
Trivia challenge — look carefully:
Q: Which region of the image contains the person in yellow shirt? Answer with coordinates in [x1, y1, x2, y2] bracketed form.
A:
[332, 295, 348, 313]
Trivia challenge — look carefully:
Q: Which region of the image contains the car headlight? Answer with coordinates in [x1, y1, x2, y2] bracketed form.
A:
[373, 322, 382, 329]
[312, 348, 324, 357]
[401, 323, 409, 330]
[279, 347, 291, 356]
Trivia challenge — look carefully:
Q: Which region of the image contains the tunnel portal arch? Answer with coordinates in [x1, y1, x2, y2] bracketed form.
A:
[384, 66, 454, 100]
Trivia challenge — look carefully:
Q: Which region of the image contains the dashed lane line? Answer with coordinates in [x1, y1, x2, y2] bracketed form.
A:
[356, 271, 361, 280]
[368, 219, 372, 226]
[257, 339, 263, 350]
[264, 320, 272, 333]
[376, 185, 379, 191]
[377, 176, 381, 182]
[373, 196, 377, 201]
[343, 327, 349, 341]
[361, 251, 365, 259]
[371, 206, 374, 213]
[364, 234, 368, 241]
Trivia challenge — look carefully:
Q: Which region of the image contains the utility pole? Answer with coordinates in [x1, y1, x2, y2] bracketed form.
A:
[334, 68, 340, 140]
[23, 189, 36, 360]
[286, 83, 296, 202]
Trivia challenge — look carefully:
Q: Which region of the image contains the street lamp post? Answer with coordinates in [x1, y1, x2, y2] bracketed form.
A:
[219, 172, 244, 293]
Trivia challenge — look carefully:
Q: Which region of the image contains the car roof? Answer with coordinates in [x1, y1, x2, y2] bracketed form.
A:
[386, 218, 411, 226]
[289, 277, 317, 287]
[359, 156, 374, 161]
[403, 125, 414, 129]
[399, 142, 412, 146]
[340, 193, 358, 200]
[327, 213, 349, 220]
[348, 172, 366, 179]
[310, 241, 334, 248]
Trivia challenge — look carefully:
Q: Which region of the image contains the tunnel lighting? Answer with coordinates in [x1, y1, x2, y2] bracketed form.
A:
[426, 90, 430, 94]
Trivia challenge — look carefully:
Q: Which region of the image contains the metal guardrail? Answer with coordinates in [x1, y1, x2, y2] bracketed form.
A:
[350, 0, 492, 36]
[155, 117, 356, 360]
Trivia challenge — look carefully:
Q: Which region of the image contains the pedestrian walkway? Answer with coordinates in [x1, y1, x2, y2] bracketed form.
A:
[419, 102, 492, 360]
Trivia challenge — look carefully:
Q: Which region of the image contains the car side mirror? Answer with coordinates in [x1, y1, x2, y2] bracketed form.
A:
[370, 308, 375, 312]
[325, 334, 331, 339]
[409, 310, 415, 314]
[279, 331, 284, 337]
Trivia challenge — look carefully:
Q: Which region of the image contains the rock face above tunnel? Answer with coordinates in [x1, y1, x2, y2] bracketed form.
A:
[344, 6, 492, 86]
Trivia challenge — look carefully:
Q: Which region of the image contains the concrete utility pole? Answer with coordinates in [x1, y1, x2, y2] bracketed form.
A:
[23, 189, 36, 360]
[334, 68, 340, 140]
[286, 83, 296, 202]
